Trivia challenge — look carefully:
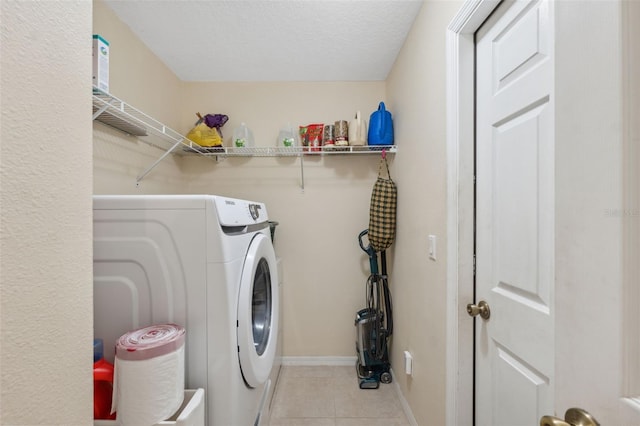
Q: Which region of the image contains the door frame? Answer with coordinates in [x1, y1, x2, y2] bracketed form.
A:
[445, 1, 500, 425]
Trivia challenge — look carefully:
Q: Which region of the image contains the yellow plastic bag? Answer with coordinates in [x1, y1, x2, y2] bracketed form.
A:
[186, 122, 222, 147]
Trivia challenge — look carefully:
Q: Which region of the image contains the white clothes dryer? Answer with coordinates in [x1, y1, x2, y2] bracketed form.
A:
[93, 194, 280, 426]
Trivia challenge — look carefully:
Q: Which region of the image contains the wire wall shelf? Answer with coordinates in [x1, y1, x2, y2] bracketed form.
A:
[92, 87, 397, 186]
[182, 145, 397, 157]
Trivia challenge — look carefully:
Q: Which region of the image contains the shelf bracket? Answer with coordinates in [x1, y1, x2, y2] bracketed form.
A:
[136, 138, 184, 184]
[300, 153, 305, 191]
[92, 100, 114, 121]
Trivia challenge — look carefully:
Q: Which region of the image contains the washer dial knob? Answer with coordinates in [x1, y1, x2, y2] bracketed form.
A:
[248, 203, 262, 220]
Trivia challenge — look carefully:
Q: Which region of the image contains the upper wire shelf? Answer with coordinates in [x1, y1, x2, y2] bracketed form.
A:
[181, 145, 398, 157]
[92, 86, 397, 185]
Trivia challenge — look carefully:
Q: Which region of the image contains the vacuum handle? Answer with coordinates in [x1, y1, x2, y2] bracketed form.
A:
[358, 230, 370, 253]
[358, 230, 379, 275]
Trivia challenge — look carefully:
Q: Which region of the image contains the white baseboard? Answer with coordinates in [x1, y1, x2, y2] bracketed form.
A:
[391, 369, 418, 426]
[281, 356, 357, 366]
[279, 357, 417, 424]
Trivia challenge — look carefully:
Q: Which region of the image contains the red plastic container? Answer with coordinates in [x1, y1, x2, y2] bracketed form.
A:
[94, 339, 116, 420]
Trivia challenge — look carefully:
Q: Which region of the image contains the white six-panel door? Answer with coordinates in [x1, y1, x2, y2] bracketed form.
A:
[475, 1, 555, 424]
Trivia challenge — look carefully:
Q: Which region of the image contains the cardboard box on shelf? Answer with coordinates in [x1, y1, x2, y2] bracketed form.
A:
[93, 34, 109, 92]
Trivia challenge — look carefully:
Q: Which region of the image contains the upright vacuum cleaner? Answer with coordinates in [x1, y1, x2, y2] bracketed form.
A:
[355, 229, 393, 389]
[355, 149, 396, 389]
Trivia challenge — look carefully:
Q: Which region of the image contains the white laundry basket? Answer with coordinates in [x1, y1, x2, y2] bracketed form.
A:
[94, 388, 205, 426]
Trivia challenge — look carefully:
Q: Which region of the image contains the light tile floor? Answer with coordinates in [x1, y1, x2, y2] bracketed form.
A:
[268, 365, 411, 426]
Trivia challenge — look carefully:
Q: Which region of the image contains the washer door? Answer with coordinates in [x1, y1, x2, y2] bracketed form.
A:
[237, 232, 279, 388]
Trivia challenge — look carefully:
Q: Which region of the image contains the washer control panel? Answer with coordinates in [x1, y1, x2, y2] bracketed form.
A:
[214, 196, 268, 226]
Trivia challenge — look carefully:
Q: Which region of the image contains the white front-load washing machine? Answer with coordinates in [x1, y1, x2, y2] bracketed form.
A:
[93, 194, 280, 426]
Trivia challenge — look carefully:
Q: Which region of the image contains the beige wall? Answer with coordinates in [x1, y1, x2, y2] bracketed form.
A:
[386, 1, 463, 425]
[1, 1, 93, 424]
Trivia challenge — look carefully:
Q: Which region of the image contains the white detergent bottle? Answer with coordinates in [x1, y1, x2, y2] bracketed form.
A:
[349, 111, 367, 146]
[232, 122, 254, 148]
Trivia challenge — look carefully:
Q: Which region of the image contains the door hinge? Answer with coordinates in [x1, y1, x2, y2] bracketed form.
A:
[473, 254, 476, 275]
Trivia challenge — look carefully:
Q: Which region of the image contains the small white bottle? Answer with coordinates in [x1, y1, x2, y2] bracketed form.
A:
[232, 122, 254, 148]
[349, 111, 367, 146]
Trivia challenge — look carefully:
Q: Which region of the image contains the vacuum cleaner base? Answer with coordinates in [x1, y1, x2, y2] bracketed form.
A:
[356, 360, 392, 389]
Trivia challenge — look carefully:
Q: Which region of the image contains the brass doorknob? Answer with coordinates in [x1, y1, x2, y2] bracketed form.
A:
[540, 416, 571, 426]
[540, 408, 600, 426]
[466, 300, 490, 320]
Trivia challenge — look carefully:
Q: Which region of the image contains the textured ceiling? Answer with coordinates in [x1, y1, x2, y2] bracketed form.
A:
[103, 0, 423, 82]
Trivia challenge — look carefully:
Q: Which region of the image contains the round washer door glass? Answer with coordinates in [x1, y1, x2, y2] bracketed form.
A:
[252, 257, 271, 356]
[237, 232, 279, 388]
